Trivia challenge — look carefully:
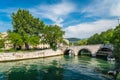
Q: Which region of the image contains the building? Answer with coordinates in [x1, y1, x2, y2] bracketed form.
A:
[0, 32, 50, 50]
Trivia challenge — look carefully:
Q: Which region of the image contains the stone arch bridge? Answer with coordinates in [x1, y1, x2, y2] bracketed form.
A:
[64, 44, 113, 57]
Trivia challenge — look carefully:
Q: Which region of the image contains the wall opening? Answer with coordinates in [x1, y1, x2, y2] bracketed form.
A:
[99, 48, 112, 52]
[64, 49, 75, 56]
[64, 49, 70, 55]
[78, 49, 91, 56]
[96, 47, 113, 59]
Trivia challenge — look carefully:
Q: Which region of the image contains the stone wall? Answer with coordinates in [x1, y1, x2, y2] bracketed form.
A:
[0, 49, 63, 62]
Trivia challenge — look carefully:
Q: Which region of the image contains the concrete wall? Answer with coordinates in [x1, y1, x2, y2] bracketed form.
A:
[0, 49, 63, 62]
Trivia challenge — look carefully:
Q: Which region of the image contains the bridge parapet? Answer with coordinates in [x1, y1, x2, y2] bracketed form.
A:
[64, 44, 113, 57]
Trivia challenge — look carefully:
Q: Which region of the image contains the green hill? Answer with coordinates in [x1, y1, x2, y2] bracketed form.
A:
[66, 38, 80, 43]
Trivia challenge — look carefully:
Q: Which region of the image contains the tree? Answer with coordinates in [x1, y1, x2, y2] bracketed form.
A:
[42, 25, 65, 50]
[87, 33, 100, 44]
[29, 36, 40, 47]
[100, 29, 114, 44]
[77, 39, 87, 45]
[112, 25, 120, 62]
[87, 29, 114, 44]
[7, 32, 23, 50]
[111, 25, 120, 78]
[11, 9, 44, 50]
[0, 34, 5, 48]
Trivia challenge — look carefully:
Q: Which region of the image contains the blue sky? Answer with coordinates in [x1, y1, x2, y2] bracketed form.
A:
[0, 0, 120, 38]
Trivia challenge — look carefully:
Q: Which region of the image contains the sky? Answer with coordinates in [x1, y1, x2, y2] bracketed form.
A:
[0, 0, 120, 38]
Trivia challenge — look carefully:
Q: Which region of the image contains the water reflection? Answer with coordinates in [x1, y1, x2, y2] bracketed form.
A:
[6, 61, 64, 80]
[0, 55, 114, 80]
[7, 65, 38, 80]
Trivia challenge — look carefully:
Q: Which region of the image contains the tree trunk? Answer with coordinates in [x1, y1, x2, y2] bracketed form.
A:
[13, 44, 17, 50]
[25, 43, 29, 50]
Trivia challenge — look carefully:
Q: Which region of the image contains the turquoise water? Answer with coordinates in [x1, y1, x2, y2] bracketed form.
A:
[0, 55, 115, 80]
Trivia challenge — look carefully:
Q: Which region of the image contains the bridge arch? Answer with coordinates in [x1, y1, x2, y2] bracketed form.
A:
[78, 48, 92, 56]
[99, 47, 112, 52]
[96, 46, 113, 57]
[64, 49, 75, 56]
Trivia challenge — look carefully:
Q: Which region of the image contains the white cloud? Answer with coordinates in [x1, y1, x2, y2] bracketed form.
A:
[110, 0, 120, 16]
[29, 1, 76, 27]
[64, 19, 118, 38]
[1, 0, 120, 37]
[82, 0, 120, 17]
[0, 1, 76, 32]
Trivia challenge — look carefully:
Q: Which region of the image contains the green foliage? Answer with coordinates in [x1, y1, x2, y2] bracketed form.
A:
[8, 33, 23, 45]
[8, 9, 65, 50]
[117, 73, 120, 80]
[11, 9, 44, 50]
[0, 39, 4, 48]
[87, 29, 114, 44]
[12, 9, 44, 35]
[87, 33, 100, 44]
[69, 42, 73, 46]
[7, 32, 23, 49]
[0, 33, 5, 48]
[42, 25, 65, 50]
[100, 29, 114, 44]
[77, 39, 87, 45]
[112, 25, 120, 62]
[29, 36, 40, 46]
[87, 24, 120, 63]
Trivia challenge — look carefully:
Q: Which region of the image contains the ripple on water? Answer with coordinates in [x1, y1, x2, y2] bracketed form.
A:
[0, 55, 114, 80]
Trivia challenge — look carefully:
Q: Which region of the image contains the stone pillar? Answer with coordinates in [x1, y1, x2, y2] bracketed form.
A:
[91, 52, 96, 57]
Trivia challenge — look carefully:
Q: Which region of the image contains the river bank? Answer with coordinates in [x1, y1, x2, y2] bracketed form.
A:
[0, 49, 63, 62]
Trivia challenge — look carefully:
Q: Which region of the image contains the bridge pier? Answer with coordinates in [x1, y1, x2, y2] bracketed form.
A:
[74, 51, 78, 56]
[91, 53, 96, 57]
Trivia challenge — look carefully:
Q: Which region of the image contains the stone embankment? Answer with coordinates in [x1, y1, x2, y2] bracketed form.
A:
[0, 49, 63, 62]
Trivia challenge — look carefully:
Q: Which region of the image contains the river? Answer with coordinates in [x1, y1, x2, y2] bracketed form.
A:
[0, 55, 115, 80]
